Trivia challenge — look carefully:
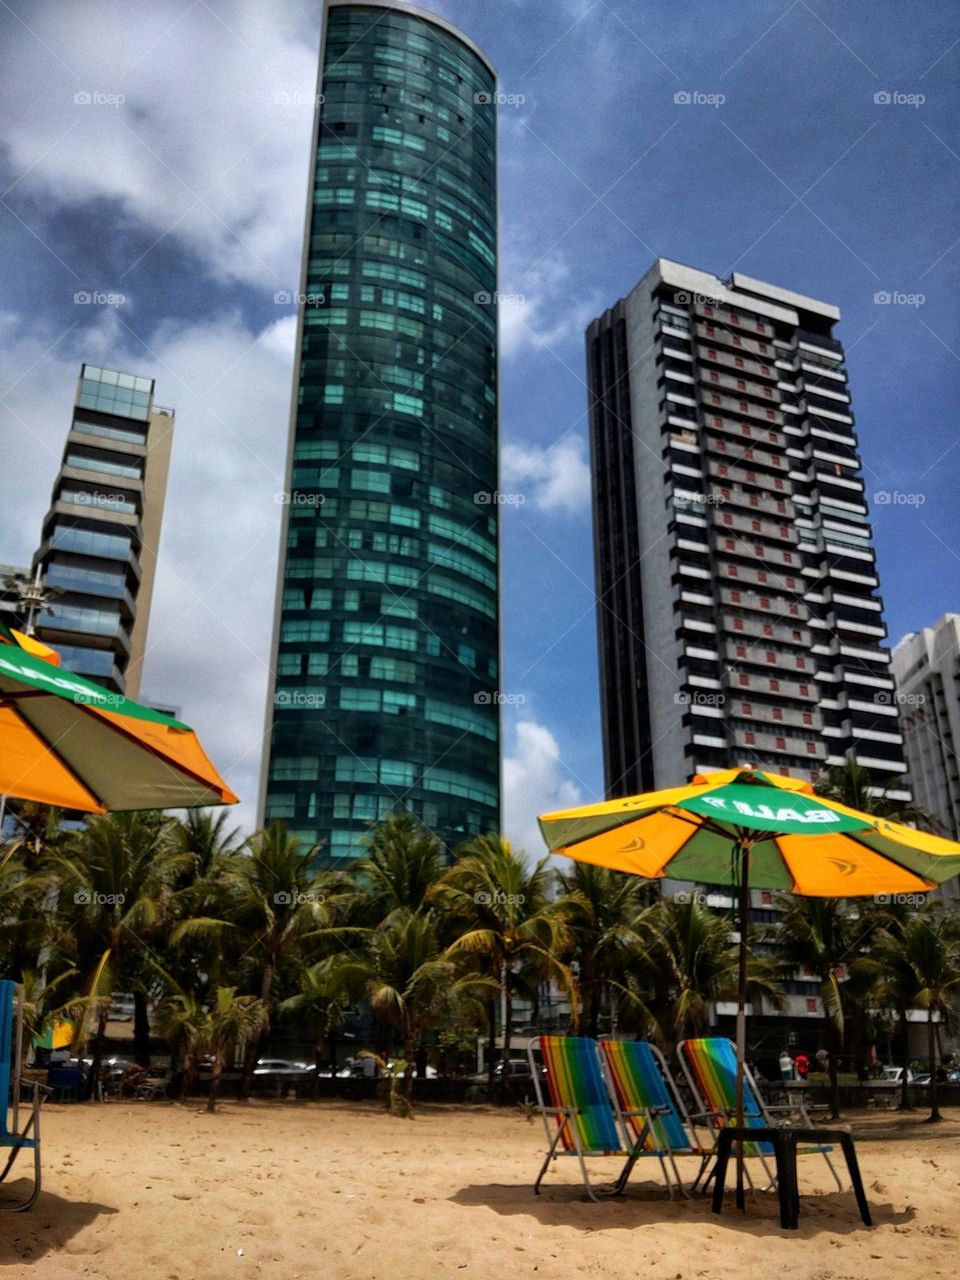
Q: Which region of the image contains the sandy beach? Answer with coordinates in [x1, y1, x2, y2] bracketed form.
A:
[0, 1102, 957, 1279]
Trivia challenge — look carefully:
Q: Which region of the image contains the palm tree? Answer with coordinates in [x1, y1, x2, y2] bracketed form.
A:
[322, 909, 494, 1098]
[174, 808, 243, 880]
[554, 863, 649, 1037]
[154, 987, 205, 1100]
[431, 835, 572, 1081]
[815, 759, 930, 824]
[619, 896, 781, 1045]
[192, 823, 335, 1096]
[866, 908, 960, 1122]
[350, 810, 445, 923]
[279, 960, 353, 1083]
[775, 897, 873, 1118]
[203, 989, 268, 1113]
[52, 811, 189, 1071]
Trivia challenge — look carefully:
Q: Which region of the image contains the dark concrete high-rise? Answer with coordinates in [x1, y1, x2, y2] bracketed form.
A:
[587, 259, 908, 802]
[260, 1, 500, 861]
[32, 363, 174, 696]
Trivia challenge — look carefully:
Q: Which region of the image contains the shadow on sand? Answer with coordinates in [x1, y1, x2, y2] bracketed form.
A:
[0, 1188, 118, 1266]
[450, 1177, 914, 1239]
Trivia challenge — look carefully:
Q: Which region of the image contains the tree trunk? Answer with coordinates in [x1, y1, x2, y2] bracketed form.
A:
[486, 999, 497, 1089]
[501, 970, 513, 1091]
[402, 1023, 416, 1100]
[207, 1052, 224, 1113]
[826, 1018, 841, 1120]
[897, 1007, 913, 1111]
[583, 956, 598, 1039]
[133, 989, 151, 1066]
[240, 964, 274, 1100]
[86, 1011, 107, 1100]
[926, 1009, 941, 1123]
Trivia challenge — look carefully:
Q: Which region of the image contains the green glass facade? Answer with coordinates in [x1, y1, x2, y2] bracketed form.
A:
[261, 1, 500, 861]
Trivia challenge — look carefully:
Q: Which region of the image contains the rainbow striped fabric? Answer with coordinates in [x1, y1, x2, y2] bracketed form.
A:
[539, 1036, 623, 1155]
[678, 1038, 772, 1155]
[600, 1039, 700, 1155]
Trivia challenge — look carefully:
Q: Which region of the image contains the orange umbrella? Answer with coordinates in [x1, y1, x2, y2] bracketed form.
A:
[0, 630, 237, 812]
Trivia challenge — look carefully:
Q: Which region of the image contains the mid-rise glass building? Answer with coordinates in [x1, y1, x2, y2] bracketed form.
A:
[32, 364, 175, 696]
[260, 1, 501, 861]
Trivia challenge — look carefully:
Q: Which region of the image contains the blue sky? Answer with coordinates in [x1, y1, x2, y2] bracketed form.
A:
[1, 0, 958, 851]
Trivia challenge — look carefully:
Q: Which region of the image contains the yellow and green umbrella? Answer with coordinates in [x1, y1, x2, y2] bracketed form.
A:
[538, 767, 960, 897]
[539, 767, 960, 1204]
[0, 633, 238, 812]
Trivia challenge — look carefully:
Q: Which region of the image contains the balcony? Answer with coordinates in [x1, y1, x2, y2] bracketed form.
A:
[731, 726, 826, 760]
[715, 559, 804, 594]
[695, 320, 775, 360]
[695, 301, 774, 340]
[718, 585, 808, 619]
[796, 328, 843, 356]
[721, 667, 818, 703]
[701, 413, 786, 452]
[711, 507, 798, 546]
[722, 638, 817, 678]
[696, 343, 777, 382]
[728, 697, 822, 732]
[698, 366, 780, 406]
[720, 611, 811, 649]
[713, 487, 794, 521]
[699, 388, 783, 427]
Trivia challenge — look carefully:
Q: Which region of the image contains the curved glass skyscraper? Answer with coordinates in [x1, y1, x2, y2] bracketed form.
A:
[261, 0, 500, 861]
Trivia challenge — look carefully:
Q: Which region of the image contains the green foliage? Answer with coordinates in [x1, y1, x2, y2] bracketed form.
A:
[3, 801, 959, 1122]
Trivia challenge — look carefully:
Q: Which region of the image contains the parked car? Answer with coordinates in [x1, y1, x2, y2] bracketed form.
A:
[253, 1058, 315, 1077]
[108, 994, 135, 1022]
[879, 1066, 923, 1084]
[467, 1058, 540, 1086]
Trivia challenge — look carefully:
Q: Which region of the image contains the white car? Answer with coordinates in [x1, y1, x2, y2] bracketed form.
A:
[253, 1058, 314, 1076]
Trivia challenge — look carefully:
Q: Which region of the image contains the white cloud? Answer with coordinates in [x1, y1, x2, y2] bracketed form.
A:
[0, 309, 296, 835]
[502, 436, 591, 513]
[0, 0, 318, 288]
[496, 246, 604, 359]
[504, 719, 582, 861]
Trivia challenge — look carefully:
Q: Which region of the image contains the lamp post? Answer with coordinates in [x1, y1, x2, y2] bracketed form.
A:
[2, 566, 63, 636]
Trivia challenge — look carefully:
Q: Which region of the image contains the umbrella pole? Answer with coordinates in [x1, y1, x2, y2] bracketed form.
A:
[735, 837, 750, 1211]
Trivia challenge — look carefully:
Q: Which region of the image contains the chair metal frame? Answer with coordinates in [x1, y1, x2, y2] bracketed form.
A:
[599, 1038, 715, 1198]
[677, 1037, 843, 1196]
[528, 1036, 634, 1202]
[1, 981, 42, 1212]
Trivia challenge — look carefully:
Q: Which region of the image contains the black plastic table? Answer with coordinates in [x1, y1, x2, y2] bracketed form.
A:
[710, 1126, 872, 1229]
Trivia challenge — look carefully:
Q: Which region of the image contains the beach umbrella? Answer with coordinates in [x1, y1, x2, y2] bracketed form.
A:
[539, 766, 960, 1203]
[0, 636, 238, 812]
[33, 1018, 73, 1050]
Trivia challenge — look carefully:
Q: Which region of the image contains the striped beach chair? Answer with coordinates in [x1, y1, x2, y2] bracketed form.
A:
[599, 1039, 714, 1197]
[1, 980, 42, 1211]
[678, 1038, 841, 1193]
[528, 1036, 628, 1201]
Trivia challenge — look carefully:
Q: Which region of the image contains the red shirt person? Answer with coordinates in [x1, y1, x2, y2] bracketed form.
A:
[794, 1052, 810, 1079]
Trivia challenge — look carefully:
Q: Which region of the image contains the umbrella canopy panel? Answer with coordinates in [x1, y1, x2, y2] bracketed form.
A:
[0, 639, 237, 812]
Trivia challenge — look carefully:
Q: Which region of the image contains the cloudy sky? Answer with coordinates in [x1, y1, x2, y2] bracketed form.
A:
[1, 0, 959, 853]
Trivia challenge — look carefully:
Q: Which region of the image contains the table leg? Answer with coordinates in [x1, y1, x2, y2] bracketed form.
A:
[711, 1132, 732, 1215]
[839, 1133, 873, 1227]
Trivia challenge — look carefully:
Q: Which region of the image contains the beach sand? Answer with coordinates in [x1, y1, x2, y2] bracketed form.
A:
[1, 1100, 957, 1279]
